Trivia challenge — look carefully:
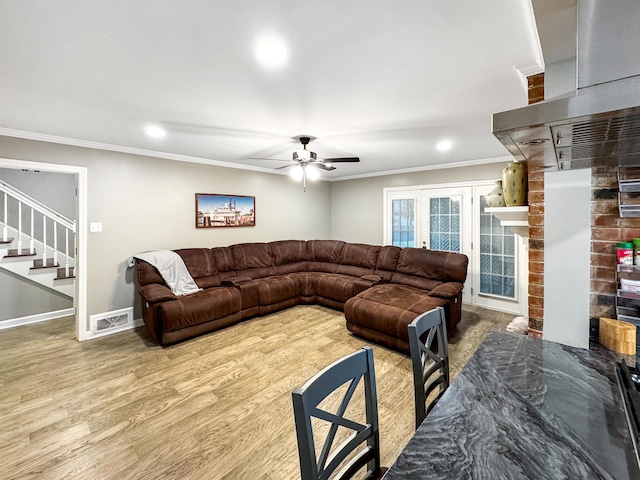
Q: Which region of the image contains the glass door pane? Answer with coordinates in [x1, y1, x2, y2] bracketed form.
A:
[428, 196, 461, 252]
[479, 195, 516, 299]
[392, 198, 415, 247]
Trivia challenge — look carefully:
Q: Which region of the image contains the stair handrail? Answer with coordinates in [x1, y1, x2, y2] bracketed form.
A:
[0, 179, 75, 232]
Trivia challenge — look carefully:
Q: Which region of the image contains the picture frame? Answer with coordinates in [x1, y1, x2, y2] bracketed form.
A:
[195, 193, 256, 228]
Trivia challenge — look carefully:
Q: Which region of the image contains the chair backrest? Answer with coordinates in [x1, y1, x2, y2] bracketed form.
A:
[292, 346, 381, 480]
[408, 306, 450, 430]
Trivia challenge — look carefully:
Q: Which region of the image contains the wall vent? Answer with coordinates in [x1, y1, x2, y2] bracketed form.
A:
[90, 307, 134, 338]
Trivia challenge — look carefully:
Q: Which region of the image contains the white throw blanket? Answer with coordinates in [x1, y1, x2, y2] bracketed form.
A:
[134, 250, 201, 296]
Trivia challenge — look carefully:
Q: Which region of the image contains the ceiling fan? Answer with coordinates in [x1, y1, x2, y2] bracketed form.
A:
[250, 136, 360, 191]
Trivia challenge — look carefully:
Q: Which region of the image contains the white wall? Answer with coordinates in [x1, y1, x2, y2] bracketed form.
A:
[543, 168, 591, 349]
[545, 58, 577, 99]
[0, 269, 72, 321]
[0, 136, 332, 331]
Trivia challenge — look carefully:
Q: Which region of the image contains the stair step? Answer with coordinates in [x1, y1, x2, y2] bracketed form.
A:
[0, 237, 14, 245]
[31, 258, 60, 270]
[55, 266, 75, 280]
[5, 249, 36, 258]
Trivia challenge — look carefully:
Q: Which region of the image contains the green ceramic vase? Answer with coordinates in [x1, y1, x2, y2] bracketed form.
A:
[485, 180, 505, 207]
[502, 161, 527, 206]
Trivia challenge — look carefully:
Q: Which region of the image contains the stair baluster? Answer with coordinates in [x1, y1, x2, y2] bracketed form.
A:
[17, 201, 22, 252]
[65, 228, 70, 277]
[42, 215, 47, 264]
[53, 222, 58, 266]
[2, 192, 7, 242]
[29, 207, 35, 254]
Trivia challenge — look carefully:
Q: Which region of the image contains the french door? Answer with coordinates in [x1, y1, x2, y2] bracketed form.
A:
[419, 188, 472, 303]
[384, 183, 526, 315]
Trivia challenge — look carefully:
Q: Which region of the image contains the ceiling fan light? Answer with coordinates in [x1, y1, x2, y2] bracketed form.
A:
[290, 165, 304, 181]
[436, 139, 453, 151]
[306, 165, 320, 181]
[144, 125, 166, 139]
[255, 41, 288, 68]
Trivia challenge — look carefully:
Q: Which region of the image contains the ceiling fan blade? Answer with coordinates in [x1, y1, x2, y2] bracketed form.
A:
[275, 164, 295, 170]
[319, 157, 360, 163]
[248, 157, 293, 162]
[314, 163, 336, 171]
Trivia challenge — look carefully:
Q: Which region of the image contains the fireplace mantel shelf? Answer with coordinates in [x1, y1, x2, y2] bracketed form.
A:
[485, 206, 529, 237]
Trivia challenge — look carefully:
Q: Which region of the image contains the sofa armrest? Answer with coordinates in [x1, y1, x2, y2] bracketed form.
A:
[354, 275, 383, 295]
[429, 282, 463, 299]
[139, 284, 176, 304]
[222, 276, 253, 286]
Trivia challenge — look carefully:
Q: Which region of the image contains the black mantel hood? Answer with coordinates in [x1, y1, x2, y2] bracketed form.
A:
[492, 0, 640, 171]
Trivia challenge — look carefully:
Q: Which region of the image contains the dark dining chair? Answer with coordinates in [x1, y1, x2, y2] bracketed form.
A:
[291, 346, 383, 480]
[408, 306, 450, 430]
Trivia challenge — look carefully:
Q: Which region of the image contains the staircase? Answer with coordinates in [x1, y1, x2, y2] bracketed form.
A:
[0, 179, 76, 298]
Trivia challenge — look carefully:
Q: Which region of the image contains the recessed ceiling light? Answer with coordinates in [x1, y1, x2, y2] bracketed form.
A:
[255, 40, 288, 68]
[436, 140, 453, 152]
[144, 125, 166, 139]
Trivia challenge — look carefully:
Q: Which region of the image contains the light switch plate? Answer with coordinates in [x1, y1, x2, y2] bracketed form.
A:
[90, 222, 103, 233]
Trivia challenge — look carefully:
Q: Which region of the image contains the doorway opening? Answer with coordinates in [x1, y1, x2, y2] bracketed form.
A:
[0, 157, 87, 340]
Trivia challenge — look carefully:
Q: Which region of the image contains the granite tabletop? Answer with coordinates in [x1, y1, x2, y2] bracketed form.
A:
[383, 331, 640, 479]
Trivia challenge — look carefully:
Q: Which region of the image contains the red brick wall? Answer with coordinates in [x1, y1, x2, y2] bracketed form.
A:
[526, 73, 545, 338]
[590, 167, 640, 336]
[528, 166, 545, 336]
[527, 73, 545, 104]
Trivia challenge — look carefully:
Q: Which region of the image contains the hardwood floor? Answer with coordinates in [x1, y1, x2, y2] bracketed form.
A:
[0, 305, 515, 479]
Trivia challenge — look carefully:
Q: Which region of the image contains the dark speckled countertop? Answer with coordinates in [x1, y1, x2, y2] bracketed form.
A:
[383, 331, 640, 480]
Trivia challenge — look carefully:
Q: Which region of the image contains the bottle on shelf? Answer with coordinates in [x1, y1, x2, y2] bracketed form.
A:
[617, 241, 634, 266]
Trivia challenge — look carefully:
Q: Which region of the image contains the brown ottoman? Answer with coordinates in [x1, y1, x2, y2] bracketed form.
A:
[344, 283, 446, 354]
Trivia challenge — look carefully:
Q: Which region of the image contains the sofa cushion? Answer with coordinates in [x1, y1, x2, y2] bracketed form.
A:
[232, 243, 278, 279]
[344, 284, 447, 344]
[270, 240, 309, 275]
[292, 271, 320, 298]
[339, 243, 380, 269]
[211, 246, 236, 274]
[388, 273, 442, 291]
[159, 287, 241, 332]
[307, 240, 345, 263]
[175, 248, 217, 278]
[256, 275, 301, 305]
[307, 240, 344, 273]
[314, 273, 358, 303]
[352, 283, 445, 315]
[335, 243, 380, 277]
[394, 248, 468, 283]
[375, 245, 402, 280]
[270, 240, 307, 265]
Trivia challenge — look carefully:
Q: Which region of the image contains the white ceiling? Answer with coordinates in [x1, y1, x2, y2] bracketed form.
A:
[0, 1, 544, 179]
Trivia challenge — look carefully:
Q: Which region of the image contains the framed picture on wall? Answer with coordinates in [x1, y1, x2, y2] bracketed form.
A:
[195, 193, 256, 228]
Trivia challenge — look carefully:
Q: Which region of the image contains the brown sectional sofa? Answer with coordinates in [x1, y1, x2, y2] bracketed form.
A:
[135, 240, 468, 353]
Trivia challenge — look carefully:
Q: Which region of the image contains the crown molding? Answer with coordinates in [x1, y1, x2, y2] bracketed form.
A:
[0, 127, 286, 176]
[329, 156, 514, 182]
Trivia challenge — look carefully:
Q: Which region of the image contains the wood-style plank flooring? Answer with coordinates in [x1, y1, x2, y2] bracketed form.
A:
[0, 305, 514, 479]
